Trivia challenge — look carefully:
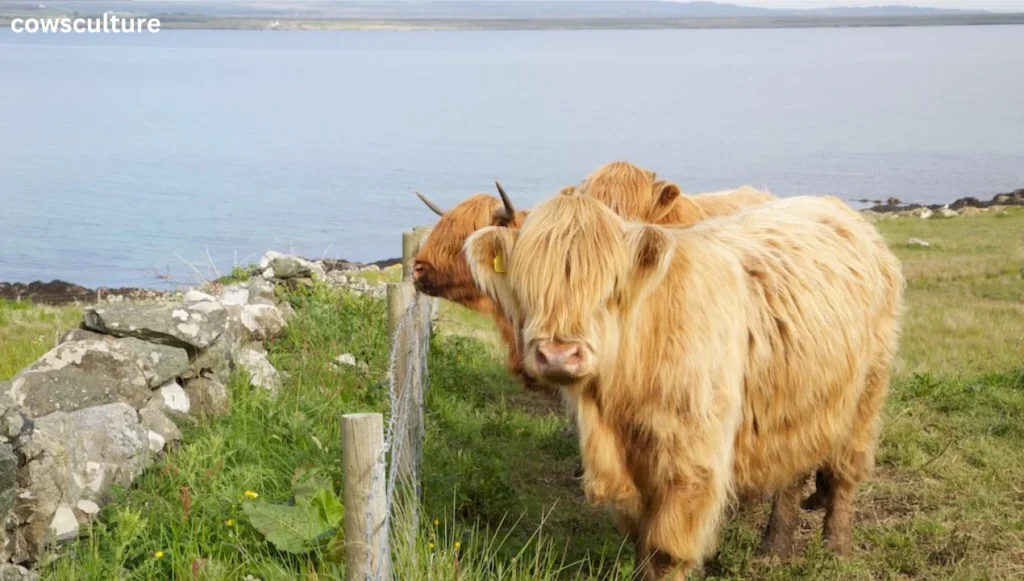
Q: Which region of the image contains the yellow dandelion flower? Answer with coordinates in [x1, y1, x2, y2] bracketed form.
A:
[454, 541, 461, 550]
[433, 519, 439, 527]
[243, 490, 259, 500]
[225, 519, 235, 527]
[154, 551, 165, 559]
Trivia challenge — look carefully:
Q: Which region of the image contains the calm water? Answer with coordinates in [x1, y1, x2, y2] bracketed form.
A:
[1, 26, 1022, 287]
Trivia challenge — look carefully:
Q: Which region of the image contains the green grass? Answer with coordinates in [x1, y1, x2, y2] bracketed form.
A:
[0, 299, 82, 380]
[11, 208, 1024, 580]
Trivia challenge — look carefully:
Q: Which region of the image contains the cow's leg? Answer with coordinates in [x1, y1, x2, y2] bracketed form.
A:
[757, 475, 805, 558]
[824, 358, 891, 555]
[801, 467, 832, 511]
[575, 395, 639, 510]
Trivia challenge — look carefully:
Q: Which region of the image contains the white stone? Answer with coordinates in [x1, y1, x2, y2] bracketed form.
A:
[237, 347, 281, 393]
[49, 506, 80, 542]
[260, 250, 284, 270]
[153, 380, 190, 415]
[335, 353, 357, 366]
[262, 267, 275, 279]
[220, 287, 250, 306]
[183, 290, 217, 303]
[908, 237, 930, 247]
[938, 207, 958, 218]
[147, 430, 167, 453]
[76, 499, 101, 516]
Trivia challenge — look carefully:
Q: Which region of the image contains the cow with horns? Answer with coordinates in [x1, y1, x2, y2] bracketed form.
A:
[463, 188, 904, 580]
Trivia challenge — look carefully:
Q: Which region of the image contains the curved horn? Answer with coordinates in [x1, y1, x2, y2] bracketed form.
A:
[495, 181, 516, 218]
[415, 191, 445, 216]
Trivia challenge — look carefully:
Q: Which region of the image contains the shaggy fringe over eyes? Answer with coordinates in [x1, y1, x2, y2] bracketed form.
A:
[509, 194, 629, 342]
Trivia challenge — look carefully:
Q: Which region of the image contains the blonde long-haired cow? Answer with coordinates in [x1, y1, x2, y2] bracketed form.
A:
[464, 190, 904, 579]
[577, 160, 775, 225]
[411, 161, 773, 391]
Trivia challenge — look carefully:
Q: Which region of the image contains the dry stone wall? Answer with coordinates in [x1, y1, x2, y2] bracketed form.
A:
[0, 252, 392, 576]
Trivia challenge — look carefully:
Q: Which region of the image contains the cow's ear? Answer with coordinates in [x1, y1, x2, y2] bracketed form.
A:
[652, 180, 680, 211]
[651, 186, 704, 226]
[620, 223, 674, 306]
[464, 226, 520, 319]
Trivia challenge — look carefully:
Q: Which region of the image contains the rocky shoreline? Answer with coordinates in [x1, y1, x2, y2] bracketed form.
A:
[2, 188, 1021, 307]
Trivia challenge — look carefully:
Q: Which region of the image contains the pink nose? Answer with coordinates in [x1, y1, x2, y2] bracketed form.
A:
[534, 341, 582, 379]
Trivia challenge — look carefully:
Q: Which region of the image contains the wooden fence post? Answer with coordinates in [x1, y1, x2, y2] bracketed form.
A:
[386, 281, 417, 485]
[342, 412, 389, 581]
[401, 227, 432, 282]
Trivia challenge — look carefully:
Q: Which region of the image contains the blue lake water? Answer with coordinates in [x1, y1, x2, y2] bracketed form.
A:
[1, 25, 1022, 287]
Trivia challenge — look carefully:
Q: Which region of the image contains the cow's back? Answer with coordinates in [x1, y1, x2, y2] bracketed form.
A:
[714, 196, 902, 493]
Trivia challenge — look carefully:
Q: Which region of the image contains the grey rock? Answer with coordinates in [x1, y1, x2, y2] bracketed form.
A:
[908, 237, 931, 247]
[236, 347, 281, 393]
[0, 564, 39, 581]
[261, 267, 275, 279]
[19, 412, 88, 553]
[56, 328, 107, 346]
[138, 407, 182, 446]
[8, 340, 152, 416]
[269, 255, 311, 279]
[83, 301, 228, 350]
[188, 332, 236, 385]
[335, 353, 357, 367]
[108, 337, 189, 388]
[247, 278, 276, 302]
[240, 304, 286, 342]
[146, 431, 166, 454]
[1, 408, 33, 443]
[67, 403, 150, 494]
[183, 376, 230, 419]
[0, 444, 18, 526]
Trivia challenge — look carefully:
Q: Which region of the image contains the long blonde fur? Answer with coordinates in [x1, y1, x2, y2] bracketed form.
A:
[465, 191, 904, 580]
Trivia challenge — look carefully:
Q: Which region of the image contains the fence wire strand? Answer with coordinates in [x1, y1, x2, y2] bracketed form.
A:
[359, 291, 432, 580]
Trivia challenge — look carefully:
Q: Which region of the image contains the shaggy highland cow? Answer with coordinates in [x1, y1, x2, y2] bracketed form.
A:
[464, 190, 903, 580]
[411, 162, 773, 390]
[409, 187, 539, 389]
[577, 160, 775, 225]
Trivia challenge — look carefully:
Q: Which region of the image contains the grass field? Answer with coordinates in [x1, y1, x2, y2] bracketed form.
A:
[2, 208, 1021, 580]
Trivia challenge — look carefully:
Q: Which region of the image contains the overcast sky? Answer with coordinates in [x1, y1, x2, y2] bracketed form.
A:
[727, 0, 1024, 11]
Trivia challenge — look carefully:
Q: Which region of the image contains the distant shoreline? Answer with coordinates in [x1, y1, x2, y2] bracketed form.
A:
[3, 13, 1024, 32]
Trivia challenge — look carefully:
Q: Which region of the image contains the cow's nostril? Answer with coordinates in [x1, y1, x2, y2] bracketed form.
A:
[535, 348, 550, 367]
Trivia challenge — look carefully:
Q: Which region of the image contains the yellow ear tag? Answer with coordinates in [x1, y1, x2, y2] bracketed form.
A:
[493, 253, 506, 273]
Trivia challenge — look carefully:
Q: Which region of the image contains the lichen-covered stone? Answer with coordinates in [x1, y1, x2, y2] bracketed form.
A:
[108, 337, 189, 388]
[83, 301, 227, 350]
[7, 340, 151, 416]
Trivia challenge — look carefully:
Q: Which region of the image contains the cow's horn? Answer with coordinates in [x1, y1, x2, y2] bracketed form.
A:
[495, 181, 516, 218]
[415, 191, 445, 216]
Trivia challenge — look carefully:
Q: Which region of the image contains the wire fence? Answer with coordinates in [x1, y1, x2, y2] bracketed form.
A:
[346, 278, 434, 577]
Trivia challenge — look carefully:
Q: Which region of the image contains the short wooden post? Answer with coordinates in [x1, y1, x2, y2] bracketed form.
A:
[401, 227, 432, 282]
[342, 412, 390, 581]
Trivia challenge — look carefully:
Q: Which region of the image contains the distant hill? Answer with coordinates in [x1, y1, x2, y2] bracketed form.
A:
[6, 1, 992, 20]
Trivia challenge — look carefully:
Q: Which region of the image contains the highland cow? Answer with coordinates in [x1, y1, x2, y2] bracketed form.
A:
[464, 190, 903, 580]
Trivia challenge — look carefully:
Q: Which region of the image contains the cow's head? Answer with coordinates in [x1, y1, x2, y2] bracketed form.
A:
[465, 187, 675, 388]
[578, 160, 704, 226]
[411, 185, 528, 308]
